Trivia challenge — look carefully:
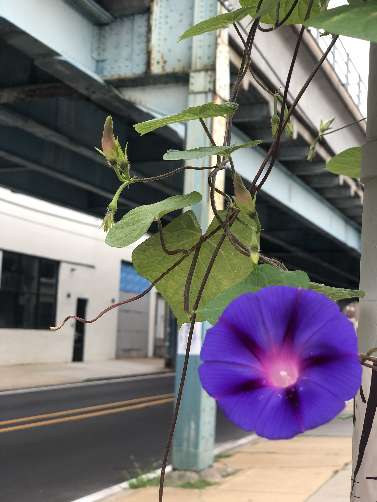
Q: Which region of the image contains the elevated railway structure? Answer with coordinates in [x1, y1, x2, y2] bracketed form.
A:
[0, 0, 366, 289]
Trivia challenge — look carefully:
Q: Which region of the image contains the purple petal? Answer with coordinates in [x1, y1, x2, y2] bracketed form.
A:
[216, 386, 276, 431]
[295, 378, 346, 431]
[220, 293, 271, 355]
[296, 313, 359, 360]
[253, 386, 304, 439]
[198, 361, 266, 399]
[290, 289, 341, 348]
[301, 356, 362, 402]
[256, 286, 301, 349]
[200, 321, 263, 369]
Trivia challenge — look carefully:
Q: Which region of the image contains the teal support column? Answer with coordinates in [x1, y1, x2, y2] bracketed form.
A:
[172, 321, 216, 470]
[171, 0, 227, 472]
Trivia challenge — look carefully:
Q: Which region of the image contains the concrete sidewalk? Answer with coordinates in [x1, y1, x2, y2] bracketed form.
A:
[0, 358, 171, 391]
[81, 401, 354, 502]
[96, 435, 352, 502]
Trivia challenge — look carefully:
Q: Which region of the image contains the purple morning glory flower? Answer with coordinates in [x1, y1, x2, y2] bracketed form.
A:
[199, 286, 361, 440]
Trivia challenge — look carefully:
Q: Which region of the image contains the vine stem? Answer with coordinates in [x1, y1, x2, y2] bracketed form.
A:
[258, 0, 299, 32]
[133, 164, 215, 184]
[361, 362, 377, 372]
[248, 32, 338, 196]
[157, 219, 188, 256]
[50, 223, 224, 330]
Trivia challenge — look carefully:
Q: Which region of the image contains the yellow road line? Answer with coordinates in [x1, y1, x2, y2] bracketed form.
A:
[0, 393, 174, 426]
[0, 398, 175, 433]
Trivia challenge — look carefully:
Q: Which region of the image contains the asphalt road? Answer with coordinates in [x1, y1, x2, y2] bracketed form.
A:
[0, 373, 252, 502]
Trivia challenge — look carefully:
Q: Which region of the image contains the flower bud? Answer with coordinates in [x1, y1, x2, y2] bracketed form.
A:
[233, 172, 256, 218]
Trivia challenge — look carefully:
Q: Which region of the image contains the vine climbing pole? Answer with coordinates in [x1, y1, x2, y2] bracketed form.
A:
[171, 0, 230, 471]
[352, 42, 377, 501]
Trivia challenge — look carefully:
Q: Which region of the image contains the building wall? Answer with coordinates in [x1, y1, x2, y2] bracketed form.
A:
[116, 291, 150, 359]
[0, 186, 143, 365]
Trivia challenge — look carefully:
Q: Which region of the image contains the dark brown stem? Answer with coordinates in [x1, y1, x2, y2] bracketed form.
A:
[224, 18, 260, 147]
[233, 22, 246, 47]
[360, 354, 377, 364]
[253, 20, 309, 194]
[361, 362, 377, 372]
[158, 314, 197, 502]
[159, 212, 240, 501]
[51, 221, 226, 331]
[248, 6, 336, 196]
[258, 254, 288, 271]
[183, 245, 201, 315]
[249, 68, 275, 96]
[208, 167, 226, 228]
[157, 219, 188, 256]
[258, 0, 299, 32]
[133, 165, 214, 184]
[199, 118, 217, 147]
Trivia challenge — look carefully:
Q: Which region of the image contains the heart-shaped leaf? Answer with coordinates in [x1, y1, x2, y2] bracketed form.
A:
[132, 210, 260, 327]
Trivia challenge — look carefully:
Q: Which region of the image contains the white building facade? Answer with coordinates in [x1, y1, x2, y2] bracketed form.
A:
[0, 186, 156, 365]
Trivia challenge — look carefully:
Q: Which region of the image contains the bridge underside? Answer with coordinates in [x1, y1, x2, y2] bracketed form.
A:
[0, 2, 362, 291]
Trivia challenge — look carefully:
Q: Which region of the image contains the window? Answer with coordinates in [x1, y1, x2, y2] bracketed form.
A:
[0, 251, 59, 329]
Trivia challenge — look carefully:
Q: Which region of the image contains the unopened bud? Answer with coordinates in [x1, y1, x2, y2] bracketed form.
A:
[233, 172, 256, 218]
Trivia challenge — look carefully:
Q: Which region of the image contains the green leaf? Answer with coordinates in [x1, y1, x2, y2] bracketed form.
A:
[132, 210, 260, 327]
[134, 102, 239, 136]
[325, 147, 361, 178]
[240, 0, 322, 24]
[163, 141, 262, 161]
[198, 264, 310, 325]
[105, 192, 202, 248]
[179, 7, 253, 41]
[309, 282, 365, 301]
[304, 1, 377, 42]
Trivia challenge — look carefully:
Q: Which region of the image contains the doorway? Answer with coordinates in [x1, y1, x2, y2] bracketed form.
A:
[72, 298, 87, 362]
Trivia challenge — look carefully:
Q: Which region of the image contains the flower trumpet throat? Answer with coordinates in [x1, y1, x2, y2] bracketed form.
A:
[199, 286, 361, 440]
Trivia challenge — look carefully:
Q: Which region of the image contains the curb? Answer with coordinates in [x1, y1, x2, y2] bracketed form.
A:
[0, 372, 175, 395]
[71, 433, 258, 502]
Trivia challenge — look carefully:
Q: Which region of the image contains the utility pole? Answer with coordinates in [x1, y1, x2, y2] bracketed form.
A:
[352, 43, 377, 501]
